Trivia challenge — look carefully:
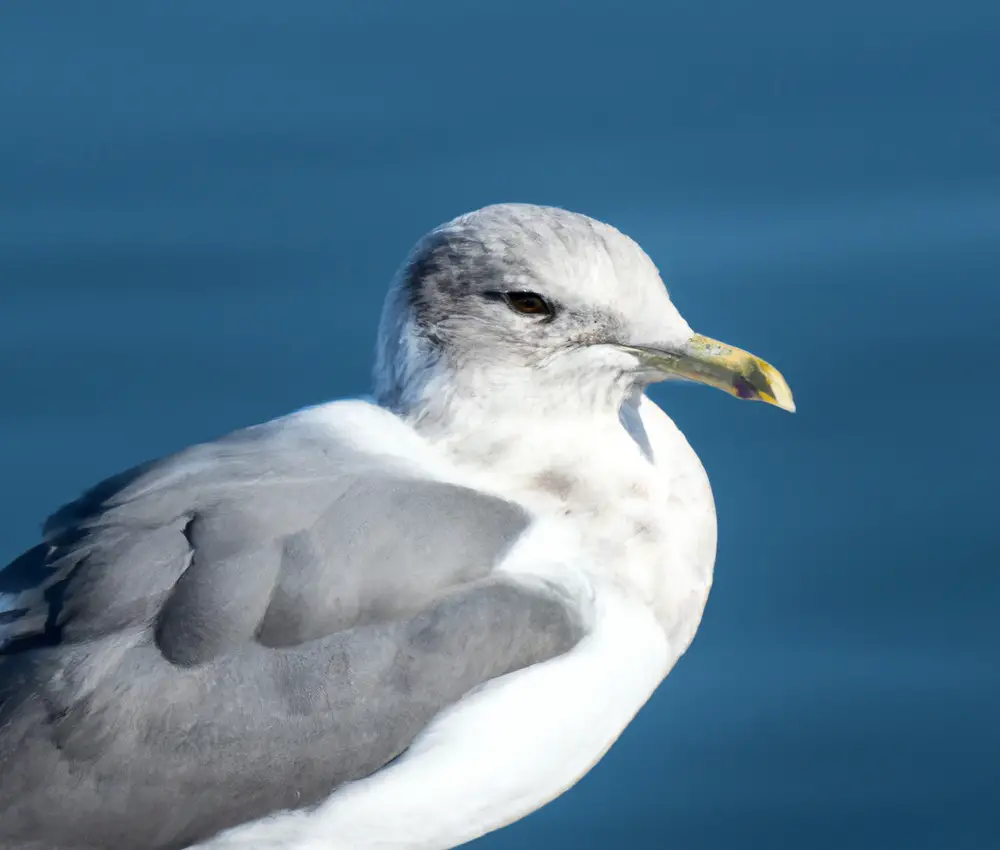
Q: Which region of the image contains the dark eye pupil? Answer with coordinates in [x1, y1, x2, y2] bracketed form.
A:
[507, 292, 550, 315]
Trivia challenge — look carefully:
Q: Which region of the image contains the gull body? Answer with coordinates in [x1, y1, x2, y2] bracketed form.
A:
[0, 204, 792, 850]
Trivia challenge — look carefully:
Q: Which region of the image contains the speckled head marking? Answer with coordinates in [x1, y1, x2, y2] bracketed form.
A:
[374, 204, 688, 423]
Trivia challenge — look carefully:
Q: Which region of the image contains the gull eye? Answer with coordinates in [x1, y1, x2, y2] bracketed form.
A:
[503, 291, 554, 318]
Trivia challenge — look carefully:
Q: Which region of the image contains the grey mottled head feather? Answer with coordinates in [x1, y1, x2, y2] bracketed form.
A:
[374, 204, 693, 422]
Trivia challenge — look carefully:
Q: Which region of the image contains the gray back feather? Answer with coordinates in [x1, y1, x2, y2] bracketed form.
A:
[0, 403, 583, 850]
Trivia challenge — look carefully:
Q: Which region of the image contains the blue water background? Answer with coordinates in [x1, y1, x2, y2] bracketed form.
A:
[1, 2, 998, 847]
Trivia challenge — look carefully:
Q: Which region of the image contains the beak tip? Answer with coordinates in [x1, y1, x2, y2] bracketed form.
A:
[759, 392, 796, 413]
[771, 389, 796, 414]
[759, 364, 795, 413]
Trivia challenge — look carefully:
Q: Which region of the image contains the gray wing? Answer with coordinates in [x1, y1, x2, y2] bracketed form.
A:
[0, 409, 584, 850]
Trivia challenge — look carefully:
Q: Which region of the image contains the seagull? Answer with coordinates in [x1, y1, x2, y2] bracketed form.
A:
[0, 204, 794, 850]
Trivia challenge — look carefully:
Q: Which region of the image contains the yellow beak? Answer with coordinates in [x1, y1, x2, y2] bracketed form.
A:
[624, 333, 796, 412]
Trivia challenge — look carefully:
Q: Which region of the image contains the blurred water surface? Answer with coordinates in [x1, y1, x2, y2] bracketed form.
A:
[1, 2, 998, 848]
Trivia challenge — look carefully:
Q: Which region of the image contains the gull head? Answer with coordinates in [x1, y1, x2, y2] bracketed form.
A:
[374, 204, 794, 426]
